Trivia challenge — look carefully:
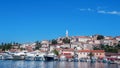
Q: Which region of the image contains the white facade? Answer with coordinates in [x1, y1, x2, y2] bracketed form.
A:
[77, 36, 92, 43]
[94, 40, 101, 45]
[116, 37, 120, 41]
[77, 52, 89, 59]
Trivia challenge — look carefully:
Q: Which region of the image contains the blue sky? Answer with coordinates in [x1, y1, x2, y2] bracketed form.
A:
[0, 0, 120, 43]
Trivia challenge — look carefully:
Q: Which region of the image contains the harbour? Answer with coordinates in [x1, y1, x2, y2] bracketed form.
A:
[0, 60, 119, 68]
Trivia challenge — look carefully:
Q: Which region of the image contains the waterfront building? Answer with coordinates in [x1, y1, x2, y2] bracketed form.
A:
[77, 50, 105, 59]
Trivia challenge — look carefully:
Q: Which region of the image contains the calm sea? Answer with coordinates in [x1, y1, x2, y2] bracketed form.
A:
[0, 60, 119, 68]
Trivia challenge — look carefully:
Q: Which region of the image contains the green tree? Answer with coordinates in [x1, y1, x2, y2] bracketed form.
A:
[53, 49, 59, 56]
[97, 35, 104, 40]
[51, 39, 57, 45]
[63, 37, 70, 44]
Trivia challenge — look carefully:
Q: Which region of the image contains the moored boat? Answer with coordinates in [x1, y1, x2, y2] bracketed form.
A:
[0, 54, 4, 60]
[13, 52, 25, 60]
[25, 52, 35, 61]
[44, 53, 56, 61]
[34, 53, 45, 61]
[2, 53, 13, 60]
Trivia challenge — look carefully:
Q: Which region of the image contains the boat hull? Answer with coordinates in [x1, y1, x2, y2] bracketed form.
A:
[44, 56, 54, 61]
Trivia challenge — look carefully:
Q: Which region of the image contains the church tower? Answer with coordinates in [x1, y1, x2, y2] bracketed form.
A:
[66, 30, 68, 37]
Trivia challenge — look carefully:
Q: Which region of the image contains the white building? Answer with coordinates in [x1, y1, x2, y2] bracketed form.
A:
[74, 36, 92, 43]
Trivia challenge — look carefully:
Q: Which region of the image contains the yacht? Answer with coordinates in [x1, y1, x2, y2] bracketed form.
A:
[25, 52, 35, 61]
[44, 53, 56, 61]
[13, 52, 25, 60]
[2, 53, 13, 60]
[34, 53, 45, 61]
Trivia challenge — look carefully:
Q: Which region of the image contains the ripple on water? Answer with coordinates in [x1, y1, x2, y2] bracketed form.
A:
[0, 60, 119, 68]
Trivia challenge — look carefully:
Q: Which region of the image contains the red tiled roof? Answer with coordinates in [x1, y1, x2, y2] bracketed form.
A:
[78, 50, 90, 52]
[91, 50, 105, 53]
[78, 50, 105, 53]
[63, 53, 71, 55]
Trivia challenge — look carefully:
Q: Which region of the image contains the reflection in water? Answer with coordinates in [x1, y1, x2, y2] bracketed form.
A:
[0, 60, 119, 68]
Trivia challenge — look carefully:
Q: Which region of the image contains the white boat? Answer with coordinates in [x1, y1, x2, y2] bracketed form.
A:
[44, 53, 56, 61]
[0, 55, 3, 60]
[68, 58, 73, 62]
[25, 52, 35, 61]
[108, 60, 117, 64]
[114, 60, 120, 64]
[2, 53, 13, 60]
[13, 52, 25, 60]
[34, 53, 45, 61]
[86, 59, 91, 62]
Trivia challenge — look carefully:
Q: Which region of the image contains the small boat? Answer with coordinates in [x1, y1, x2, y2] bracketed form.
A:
[86, 59, 91, 62]
[73, 58, 79, 62]
[67, 58, 73, 62]
[90, 59, 96, 63]
[108, 60, 117, 64]
[0, 54, 4, 60]
[116, 61, 120, 64]
[97, 59, 102, 63]
[102, 58, 108, 63]
[80, 58, 86, 62]
[73, 54, 79, 62]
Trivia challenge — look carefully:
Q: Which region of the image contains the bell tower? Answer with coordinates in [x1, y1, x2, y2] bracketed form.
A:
[66, 30, 68, 37]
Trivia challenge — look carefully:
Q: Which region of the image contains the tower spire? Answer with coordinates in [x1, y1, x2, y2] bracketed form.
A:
[66, 30, 68, 37]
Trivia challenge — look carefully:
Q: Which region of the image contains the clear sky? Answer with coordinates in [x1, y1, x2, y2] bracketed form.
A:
[0, 0, 120, 43]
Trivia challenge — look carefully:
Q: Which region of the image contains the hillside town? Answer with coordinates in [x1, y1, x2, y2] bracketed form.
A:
[0, 30, 120, 64]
